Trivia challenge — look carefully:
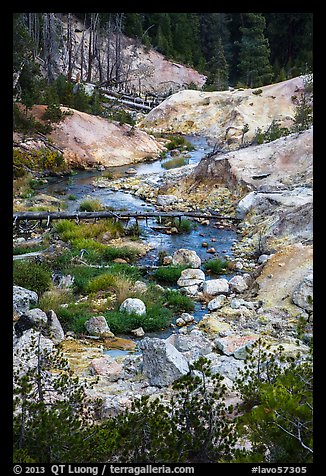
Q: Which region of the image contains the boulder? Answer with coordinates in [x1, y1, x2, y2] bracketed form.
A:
[180, 313, 194, 323]
[258, 254, 270, 265]
[198, 314, 232, 335]
[139, 337, 189, 386]
[177, 268, 205, 287]
[46, 310, 65, 344]
[172, 249, 201, 268]
[13, 329, 54, 375]
[292, 272, 313, 312]
[85, 316, 114, 337]
[24, 308, 48, 327]
[13, 285, 38, 316]
[14, 308, 47, 337]
[214, 334, 259, 360]
[131, 327, 145, 337]
[228, 276, 248, 293]
[202, 278, 229, 296]
[156, 194, 178, 206]
[133, 281, 148, 294]
[210, 355, 245, 381]
[207, 294, 227, 311]
[167, 331, 213, 356]
[180, 285, 200, 296]
[176, 317, 186, 327]
[119, 298, 146, 316]
[236, 191, 259, 219]
[90, 356, 124, 381]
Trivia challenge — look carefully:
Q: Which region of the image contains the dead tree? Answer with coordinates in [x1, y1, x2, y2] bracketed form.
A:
[66, 13, 73, 82]
[43, 13, 58, 84]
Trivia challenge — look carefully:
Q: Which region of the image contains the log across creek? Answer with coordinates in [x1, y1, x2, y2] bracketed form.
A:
[13, 210, 241, 224]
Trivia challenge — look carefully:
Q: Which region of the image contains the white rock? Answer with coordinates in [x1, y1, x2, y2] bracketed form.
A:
[172, 248, 201, 268]
[292, 272, 313, 312]
[85, 316, 114, 337]
[181, 285, 199, 296]
[24, 308, 48, 327]
[13, 286, 38, 316]
[46, 309, 65, 344]
[168, 333, 213, 356]
[210, 355, 245, 381]
[207, 294, 227, 311]
[120, 298, 146, 316]
[180, 313, 194, 323]
[228, 276, 248, 293]
[177, 268, 205, 287]
[131, 327, 145, 337]
[258, 254, 270, 264]
[139, 337, 189, 386]
[202, 279, 229, 296]
[156, 194, 178, 206]
[176, 317, 186, 327]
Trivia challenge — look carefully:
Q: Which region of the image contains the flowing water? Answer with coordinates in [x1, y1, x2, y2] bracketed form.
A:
[41, 135, 240, 354]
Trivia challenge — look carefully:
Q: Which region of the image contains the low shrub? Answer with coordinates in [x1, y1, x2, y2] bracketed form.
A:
[78, 199, 103, 212]
[56, 302, 94, 333]
[54, 219, 124, 242]
[101, 246, 139, 263]
[104, 305, 172, 334]
[203, 258, 228, 275]
[153, 266, 187, 284]
[162, 156, 188, 169]
[38, 288, 75, 313]
[42, 103, 63, 123]
[164, 290, 195, 313]
[174, 218, 192, 233]
[165, 134, 195, 152]
[13, 147, 67, 178]
[85, 273, 118, 294]
[13, 260, 52, 295]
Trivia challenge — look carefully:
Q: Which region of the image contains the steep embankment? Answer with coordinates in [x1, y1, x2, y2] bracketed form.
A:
[49, 14, 206, 95]
[40, 106, 165, 167]
[139, 76, 306, 147]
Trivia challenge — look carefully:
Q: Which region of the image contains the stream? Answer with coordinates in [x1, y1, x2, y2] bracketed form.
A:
[40, 135, 240, 355]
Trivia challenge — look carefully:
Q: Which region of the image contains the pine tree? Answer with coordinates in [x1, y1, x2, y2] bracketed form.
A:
[206, 36, 229, 90]
[13, 331, 101, 462]
[237, 13, 274, 88]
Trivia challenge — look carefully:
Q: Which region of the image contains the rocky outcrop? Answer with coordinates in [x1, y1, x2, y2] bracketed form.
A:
[14, 307, 65, 344]
[139, 76, 306, 146]
[49, 107, 164, 168]
[254, 243, 313, 319]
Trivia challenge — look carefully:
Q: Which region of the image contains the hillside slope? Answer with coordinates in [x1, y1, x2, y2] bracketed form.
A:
[139, 76, 307, 147]
[48, 107, 165, 167]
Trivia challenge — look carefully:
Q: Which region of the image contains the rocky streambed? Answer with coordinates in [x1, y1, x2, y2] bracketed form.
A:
[13, 132, 313, 418]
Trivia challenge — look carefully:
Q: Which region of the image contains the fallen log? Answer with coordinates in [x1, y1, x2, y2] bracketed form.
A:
[13, 210, 241, 222]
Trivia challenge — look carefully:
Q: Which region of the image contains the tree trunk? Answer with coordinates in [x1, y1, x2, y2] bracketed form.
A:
[67, 13, 73, 82]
